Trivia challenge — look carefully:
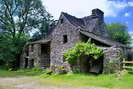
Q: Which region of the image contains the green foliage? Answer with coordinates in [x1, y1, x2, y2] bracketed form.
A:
[0, 69, 44, 77]
[0, 0, 53, 69]
[0, 33, 29, 68]
[45, 69, 53, 75]
[32, 66, 42, 72]
[39, 73, 133, 89]
[31, 20, 56, 41]
[0, 0, 52, 38]
[0, 69, 133, 89]
[64, 41, 103, 64]
[106, 23, 131, 45]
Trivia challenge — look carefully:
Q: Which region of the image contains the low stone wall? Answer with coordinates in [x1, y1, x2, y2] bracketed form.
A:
[103, 46, 123, 74]
[20, 44, 41, 69]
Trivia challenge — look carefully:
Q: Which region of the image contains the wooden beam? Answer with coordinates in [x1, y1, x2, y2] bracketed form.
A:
[123, 66, 133, 69]
[122, 61, 133, 64]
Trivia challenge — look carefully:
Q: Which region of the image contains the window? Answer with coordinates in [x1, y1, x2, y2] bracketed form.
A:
[63, 35, 68, 43]
[60, 19, 64, 24]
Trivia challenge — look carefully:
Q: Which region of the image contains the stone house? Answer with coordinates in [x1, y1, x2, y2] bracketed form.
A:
[20, 9, 129, 74]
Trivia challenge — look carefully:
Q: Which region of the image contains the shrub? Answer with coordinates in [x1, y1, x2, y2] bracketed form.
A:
[50, 64, 67, 74]
[45, 69, 53, 75]
[64, 41, 103, 64]
[32, 66, 42, 72]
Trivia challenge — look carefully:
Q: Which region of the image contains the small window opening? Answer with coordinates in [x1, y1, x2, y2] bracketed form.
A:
[63, 35, 68, 43]
[60, 19, 64, 24]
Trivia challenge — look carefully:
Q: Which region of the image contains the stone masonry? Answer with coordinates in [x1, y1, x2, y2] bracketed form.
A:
[20, 9, 129, 74]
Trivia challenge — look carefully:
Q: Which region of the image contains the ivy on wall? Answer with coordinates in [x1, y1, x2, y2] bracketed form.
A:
[64, 41, 103, 64]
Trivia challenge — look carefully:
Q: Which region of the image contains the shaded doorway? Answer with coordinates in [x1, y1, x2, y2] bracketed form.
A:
[24, 58, 28, 68]
[80, 55, 104, 74]
[41, 43, 50, 69]
[28, 59, 34, 68]
[89, 56, 104, 74]
[30, 59, 34, 68]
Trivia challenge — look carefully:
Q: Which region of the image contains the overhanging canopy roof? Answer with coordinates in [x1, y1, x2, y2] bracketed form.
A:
[28, 39, 51, 45]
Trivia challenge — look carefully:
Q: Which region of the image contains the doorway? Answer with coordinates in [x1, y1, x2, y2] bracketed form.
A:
[80, 55, 103, 74]
[41, 43, 50, 69]
[24, 58, 28, 68]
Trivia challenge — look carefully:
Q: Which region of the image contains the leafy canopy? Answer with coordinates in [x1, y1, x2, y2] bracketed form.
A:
[0, 0, 52, 38]
[64, 41, 103, 64]
[106, 23, 131, 45]
[0, 33, 29, 64]
[0, 0, 52, 68]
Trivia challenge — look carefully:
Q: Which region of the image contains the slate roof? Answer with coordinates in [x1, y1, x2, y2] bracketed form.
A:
[62, 12, 100, 29]
[80, 30, 126, 47]
[62, 12, 102, 33]
[62, 11, 126, 47]
[62, 12, 85, 27]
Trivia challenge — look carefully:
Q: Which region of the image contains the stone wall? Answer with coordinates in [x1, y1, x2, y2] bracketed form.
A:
[50, 14, 81, 70]
[20, 44, 41, 69]
[103, 46, 124, 74]
[20, 9, 127, 74]
[31, 44, 41, 67]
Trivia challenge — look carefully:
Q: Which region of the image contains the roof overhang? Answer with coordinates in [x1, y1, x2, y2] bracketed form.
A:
[27, 39, 51, 45]
[80, 30, 126, 47]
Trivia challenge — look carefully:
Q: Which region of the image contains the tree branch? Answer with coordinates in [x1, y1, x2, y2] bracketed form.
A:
[3, 0, 16, 38]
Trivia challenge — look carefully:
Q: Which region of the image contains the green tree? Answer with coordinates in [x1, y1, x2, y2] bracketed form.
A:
[0, 33, 29, 68]
[0, 0, 52, 69]
[31, 20, 56, 41]
[0, 0, 52, 38]
[106, 23, 131, 45]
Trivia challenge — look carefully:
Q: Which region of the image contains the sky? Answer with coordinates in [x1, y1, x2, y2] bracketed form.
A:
[42, 0, 133, 33]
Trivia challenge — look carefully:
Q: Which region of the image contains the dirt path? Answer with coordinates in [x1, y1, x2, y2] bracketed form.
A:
[0, 77, 109, 89]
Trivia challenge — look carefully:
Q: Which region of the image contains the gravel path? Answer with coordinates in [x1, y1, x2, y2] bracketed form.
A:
[0, 77, 110, 89]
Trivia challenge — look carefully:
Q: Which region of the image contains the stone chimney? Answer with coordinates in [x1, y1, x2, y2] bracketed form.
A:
[83, 9, 108, 37]
[92, 8, 104, 19]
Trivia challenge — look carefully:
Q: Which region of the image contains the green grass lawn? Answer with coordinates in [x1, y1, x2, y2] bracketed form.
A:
[0, 69, 133, 89]
[39, 73, 133, 89]
[0, 69, 43, 77]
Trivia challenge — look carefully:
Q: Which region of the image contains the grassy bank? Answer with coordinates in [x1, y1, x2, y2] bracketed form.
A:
[0, 69, 133, 89]
[0, 69, 43, 77]
[39, 73, 133, 89]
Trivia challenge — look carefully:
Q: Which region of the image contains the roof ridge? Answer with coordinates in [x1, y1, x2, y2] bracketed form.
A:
[61, 12, 85, 27]
[62, 12, 81, 19]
